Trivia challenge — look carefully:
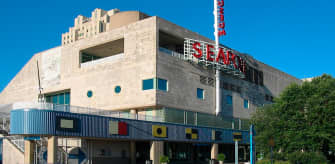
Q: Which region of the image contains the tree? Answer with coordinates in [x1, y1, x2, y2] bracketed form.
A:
[251, 74, 335, 162]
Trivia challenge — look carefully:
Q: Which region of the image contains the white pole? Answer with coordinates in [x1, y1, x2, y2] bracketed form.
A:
[214, 0, 222, 116]
[235, 140, 239, 164]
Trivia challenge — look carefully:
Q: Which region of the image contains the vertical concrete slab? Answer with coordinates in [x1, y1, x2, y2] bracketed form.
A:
[47, 136, 58, 164]
[211, 143, 218, 160]
[150, 141, 164, 164]
[130, 141, 136, 164]
[24, 140, 35, 164]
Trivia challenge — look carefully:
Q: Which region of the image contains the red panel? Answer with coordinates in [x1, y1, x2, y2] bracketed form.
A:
[118, 122, 128, 135]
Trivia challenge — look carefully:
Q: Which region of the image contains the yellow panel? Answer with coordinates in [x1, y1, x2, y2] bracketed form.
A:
[152, 125, 167, 138]
[185, 128, 192, 134]
[191, 133, 198, 140]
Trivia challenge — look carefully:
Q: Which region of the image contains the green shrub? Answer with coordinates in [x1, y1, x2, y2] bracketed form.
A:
[160, 155, 169, 163]
[217, 153, 226, 161]
[257, 159, 271, 164]
[257, 159, 289, 164]
[274, 161, 290, 164]
[288, 151, 327, 164]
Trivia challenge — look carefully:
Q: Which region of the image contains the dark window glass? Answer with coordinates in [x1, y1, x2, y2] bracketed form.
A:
[115, 86, 121, 93]
[65, 92, 70, 105]
[259, 71, 264, 86]
[52, 95, 58, 104]
[142, 79, 154, 90]
[158, 78, 168, 91]
[59, 93, 65, 104]
[244, 99, 249, 109]
[197, 88, 204, 99]
[226, 95, 233, 105]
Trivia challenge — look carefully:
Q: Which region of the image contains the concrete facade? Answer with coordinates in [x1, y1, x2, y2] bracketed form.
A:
[3, 138, 24, 164]
[0, 14, 301, 119]
[0, 8, 302, 164]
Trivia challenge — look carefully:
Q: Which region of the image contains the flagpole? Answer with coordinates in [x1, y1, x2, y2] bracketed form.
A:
[214, 0, 222, 116]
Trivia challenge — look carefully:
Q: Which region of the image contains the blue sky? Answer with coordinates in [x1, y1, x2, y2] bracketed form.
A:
[1, 0, 335, 92]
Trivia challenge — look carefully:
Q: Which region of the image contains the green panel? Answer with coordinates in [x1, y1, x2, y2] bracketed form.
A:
[185, 111, 195, 125]
[164, 108, 184, 124]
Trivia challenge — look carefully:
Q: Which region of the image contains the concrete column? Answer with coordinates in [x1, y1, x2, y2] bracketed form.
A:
[47, 136, 58, 164]
[130, 109, 137, 119]
[130, 141, 136, 164]
[150, 141, 164, 164]
[24, 140, 35, 164]
[211, 143, 218, 160]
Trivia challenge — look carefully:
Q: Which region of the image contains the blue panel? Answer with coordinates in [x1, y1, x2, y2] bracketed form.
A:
[10, 109, 250, 144]
[142, 79, 154, 90]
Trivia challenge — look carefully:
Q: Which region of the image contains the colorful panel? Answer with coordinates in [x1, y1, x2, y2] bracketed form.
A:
[186, 128, 198, 140]
[109, 120, 128, 136]
[152, 125, 167, 138]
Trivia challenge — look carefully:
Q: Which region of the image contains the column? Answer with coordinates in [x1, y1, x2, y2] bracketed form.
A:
[130, 109, 137, 119]
[47, 136, 58, 164]
[24, 140, 35, 164]
[150, 141, 164, 164]
[130, 141, 136, 164]
[211, 143, 218, 160]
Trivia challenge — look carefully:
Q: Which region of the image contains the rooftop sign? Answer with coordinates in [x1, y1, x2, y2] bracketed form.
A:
[184, 38, 246, 78]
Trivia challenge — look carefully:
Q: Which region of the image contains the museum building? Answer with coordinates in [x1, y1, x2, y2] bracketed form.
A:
[0, 8, 301, 164]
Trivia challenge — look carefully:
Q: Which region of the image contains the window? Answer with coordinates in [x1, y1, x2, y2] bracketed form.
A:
[226, 95, 233, 105]
[142, 79, 154, 90]
[157, 78, 168, 91]
[87, 90, 93, 98]
[115, 86, 121, 94]
[142, 78, 168, 91]
[45, 91, 70, 105]
[80, 38, 124, 65]
[244, 99, 249, 109]
[197, 88, 204, 99]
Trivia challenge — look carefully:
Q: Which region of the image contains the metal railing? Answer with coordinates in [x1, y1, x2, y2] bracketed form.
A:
[6, 135, 25, 152]
[159, 47, 184, 59]
[9, 102, 250, 130]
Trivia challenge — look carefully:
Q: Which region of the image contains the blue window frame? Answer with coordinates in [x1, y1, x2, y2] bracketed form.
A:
[244, 99, 249, 109]
[226, 95, 233, 105]
[142, 79, 154, 90]
[197, 88, 204, 99]
[157, 78, 168, 91]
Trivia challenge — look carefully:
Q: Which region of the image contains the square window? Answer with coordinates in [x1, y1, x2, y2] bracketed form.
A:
[226, 95, 233, 105]
[157, 78, 168, 91]
[244, 99, 249, 109]
[197, 88, 204, 99]
[142, 79, 154, 90]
